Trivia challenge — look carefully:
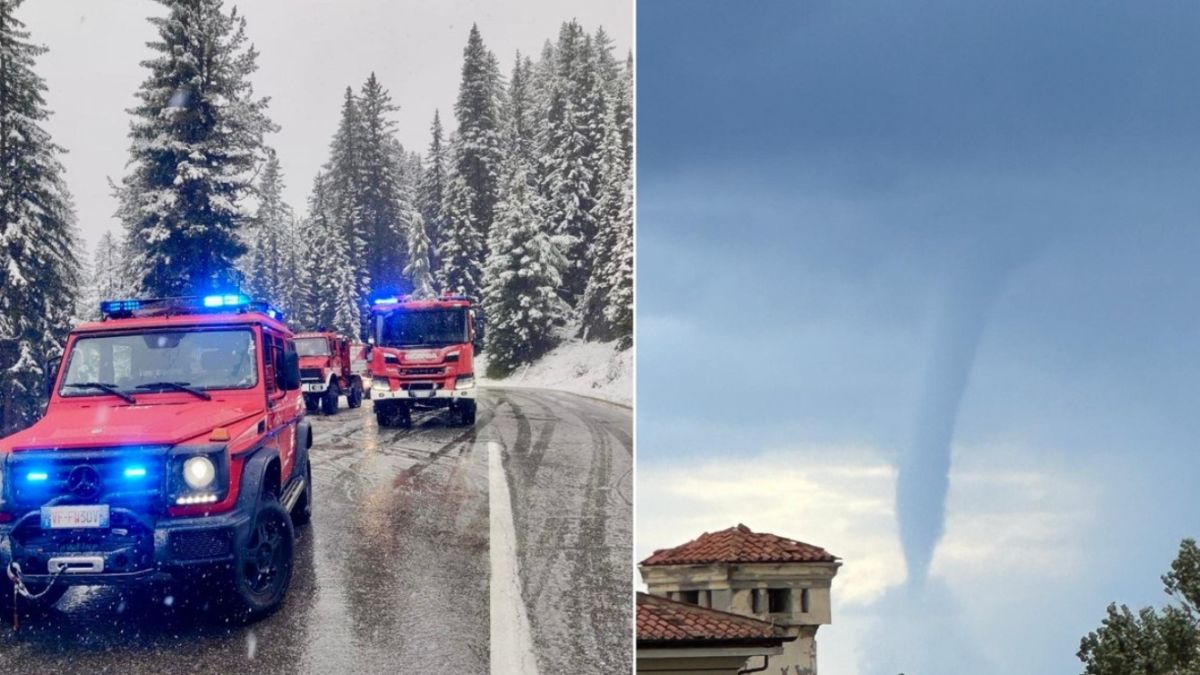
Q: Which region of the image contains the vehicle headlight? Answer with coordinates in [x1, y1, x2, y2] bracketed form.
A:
[455, 376, 475, 390]
[183, 456, 216, 490]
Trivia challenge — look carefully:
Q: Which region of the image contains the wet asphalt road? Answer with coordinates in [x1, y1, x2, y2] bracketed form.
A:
[0, 388, 632, 674]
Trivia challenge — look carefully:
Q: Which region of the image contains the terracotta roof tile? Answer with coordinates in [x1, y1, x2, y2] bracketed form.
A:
[640, 524, 837, 566]
[636, 592, 789, 643]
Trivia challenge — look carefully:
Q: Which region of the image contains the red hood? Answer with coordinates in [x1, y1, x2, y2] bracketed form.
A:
[1, 397, 264, 451]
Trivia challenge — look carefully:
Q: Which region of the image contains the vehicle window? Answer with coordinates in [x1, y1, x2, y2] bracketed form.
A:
[60, 329, 257, 394]
[378, 309, 467, 348]
[294, 337, 331, 356]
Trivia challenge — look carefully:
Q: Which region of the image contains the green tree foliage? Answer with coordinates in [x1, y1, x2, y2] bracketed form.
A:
[1079, 539, 1200, 674]
[0, 0, 82, 433]
[118, 0, 275, 296]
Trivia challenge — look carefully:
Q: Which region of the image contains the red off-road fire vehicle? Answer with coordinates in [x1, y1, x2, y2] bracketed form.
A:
[367, 294, 484, 428]
[0, 294, 313, 618]
[294, 332, 364, 415]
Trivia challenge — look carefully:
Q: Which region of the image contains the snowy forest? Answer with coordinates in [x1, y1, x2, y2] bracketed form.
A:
[0, 0, 632, 436]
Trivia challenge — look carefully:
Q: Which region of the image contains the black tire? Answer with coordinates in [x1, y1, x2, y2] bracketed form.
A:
[347, 379, 363, 409]
[227, 496, 295, 619]
[458, 400, 477, 426]
[321, 381, 339, 415]
[303, 394, 319, 413]
[291, 461, 313, 527]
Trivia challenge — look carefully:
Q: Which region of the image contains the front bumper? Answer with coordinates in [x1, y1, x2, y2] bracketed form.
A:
[370, 385, 476, 400]
[0, 502, 254, 587]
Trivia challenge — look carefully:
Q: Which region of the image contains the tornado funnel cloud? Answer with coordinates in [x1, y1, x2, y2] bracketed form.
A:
[897, 265, 1010, 589]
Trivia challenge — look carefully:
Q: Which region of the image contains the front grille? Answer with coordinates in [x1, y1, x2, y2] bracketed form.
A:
[5, 447, 167, 511]
[401, 367, 444, 376]
[169, 528, 233, 561]
[300, 368, 323, 381]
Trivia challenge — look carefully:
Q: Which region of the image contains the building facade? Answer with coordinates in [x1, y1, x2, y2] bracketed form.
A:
[639, 524, 841, 675]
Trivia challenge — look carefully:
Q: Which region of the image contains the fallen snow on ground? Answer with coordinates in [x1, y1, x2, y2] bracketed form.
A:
[478, 337, 633, 407]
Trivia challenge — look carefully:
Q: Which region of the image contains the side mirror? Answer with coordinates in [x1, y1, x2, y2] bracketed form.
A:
[44, 357, 62, 398]
[282, 350, 302, 391]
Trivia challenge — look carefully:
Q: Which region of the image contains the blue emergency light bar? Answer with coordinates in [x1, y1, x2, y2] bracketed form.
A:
[372, 296, 401, 305]
[99, 294, 284, 323]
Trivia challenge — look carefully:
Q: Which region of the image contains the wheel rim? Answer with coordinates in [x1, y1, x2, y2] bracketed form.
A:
[242, 510, 287, 595]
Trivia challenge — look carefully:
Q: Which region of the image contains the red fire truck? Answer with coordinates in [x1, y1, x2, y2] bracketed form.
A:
[0, 294, 313, 618]
[294, 332, 365, 415]
[366, 294, 483, 428]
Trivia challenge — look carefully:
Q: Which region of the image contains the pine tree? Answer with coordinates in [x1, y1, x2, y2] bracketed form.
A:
[436, 172, 484, 298]
[0, 0, 82, 433]
[581, 51, 633, 345]
[482, 166, 567, 377]
[117, 0, 275, 297]
[404, 212, 435, 299]
[505, 52, 537, 179]
[294, 172, 337, 330]
[243, 149, 293, 311]
[541, 21, 607, 306]
[418, 110, 449, 273]
[91, 231, 127, 303]
[454, 24, 504, 246]
[358, 73, 408, 295]
[325, 86, 369, 305]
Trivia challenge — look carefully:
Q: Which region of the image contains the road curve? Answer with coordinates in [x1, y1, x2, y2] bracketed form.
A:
[0, 387, 632, 674]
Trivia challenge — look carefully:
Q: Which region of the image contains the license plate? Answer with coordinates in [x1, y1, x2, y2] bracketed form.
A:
[410, 389, 435, 399]
[41, 504, 110, 530]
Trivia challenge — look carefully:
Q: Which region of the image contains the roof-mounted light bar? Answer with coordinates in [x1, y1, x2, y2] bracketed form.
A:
[99, 295, 285, 322]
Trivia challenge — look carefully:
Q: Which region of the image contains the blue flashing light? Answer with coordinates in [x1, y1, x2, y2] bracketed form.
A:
[100, 299, 143, 314]
[124, 466, 147, 478]
[27, 471, 49, 482]
[373, 297, 400, 305]
[202, 293, 249, 308]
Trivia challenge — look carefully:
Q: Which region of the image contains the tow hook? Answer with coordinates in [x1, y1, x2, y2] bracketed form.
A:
[6, 561, 66, 630]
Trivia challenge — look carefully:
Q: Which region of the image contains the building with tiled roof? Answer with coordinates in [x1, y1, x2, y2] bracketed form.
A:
[639, 525, 841, 675]
[636, 592, 794, 674]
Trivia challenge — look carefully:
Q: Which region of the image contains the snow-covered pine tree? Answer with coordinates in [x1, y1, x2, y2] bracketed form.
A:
[293, 172, 337, 330]
[244, 149, 293, 311]
[505, 52, 537, 180]
[358, 73, 409, 295]
[541, 21, 607, 306]
[118, 0, 275, 297]
[436, 171, 484, 298]
[404, 212, 435, 299]
[0, 0, 82, 433]
[581, 50, 633, 344]
[482, 166, 567, 377]
[92, 231, 127, 303]
[454, 24, 504, 247]
[329, 225, 360, 338]
[418, 110, 448, 273]
[325, 86, 369, 306]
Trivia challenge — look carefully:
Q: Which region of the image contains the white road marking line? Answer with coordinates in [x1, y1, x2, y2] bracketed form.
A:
[489, 440, 540, 674]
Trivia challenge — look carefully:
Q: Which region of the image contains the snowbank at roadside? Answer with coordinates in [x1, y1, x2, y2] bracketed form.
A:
[477, 337, 632, 408]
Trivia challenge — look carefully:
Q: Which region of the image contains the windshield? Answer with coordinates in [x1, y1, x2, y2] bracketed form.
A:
[377, 308, 467, 348]
[294, 337, 331, 357]
[60, 329, 258, 396]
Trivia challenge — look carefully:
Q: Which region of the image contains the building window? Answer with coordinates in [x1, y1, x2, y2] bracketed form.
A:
[751, 588, 762, 614]
[768, 588, 790, 613]
[702, 590, 712, 608]
[680, 590, 700, 605]
[801, 588, 810, 613]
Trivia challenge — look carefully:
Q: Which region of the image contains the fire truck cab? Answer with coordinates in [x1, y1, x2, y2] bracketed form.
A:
[0, 294, 313, 618]
[367, 294, 483, 428]
[294, 332, 364, 415]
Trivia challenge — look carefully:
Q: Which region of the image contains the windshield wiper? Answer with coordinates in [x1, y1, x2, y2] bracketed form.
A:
[63, 382, 137, 404]
[134, 381, 212, 401]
